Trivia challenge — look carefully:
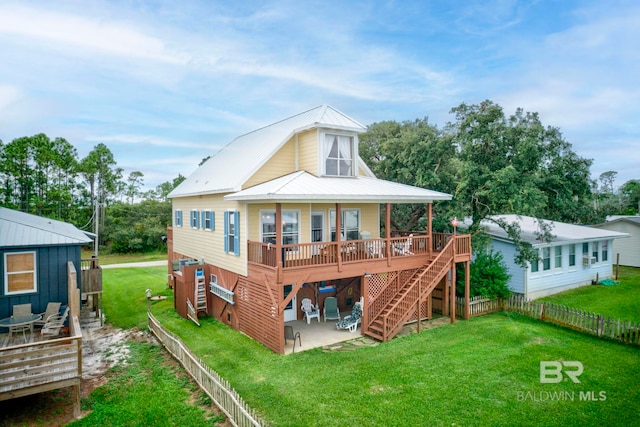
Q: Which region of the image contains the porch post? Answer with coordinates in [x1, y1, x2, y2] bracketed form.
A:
[464, 261, 471, 320]
[385, 203, 392, 267]
[276, 203, 283, 284]
[450, 264, 457, 324]
[362, 273, 369, 334]
[427, 203, 432, 258]
[336, 203, 343, 272]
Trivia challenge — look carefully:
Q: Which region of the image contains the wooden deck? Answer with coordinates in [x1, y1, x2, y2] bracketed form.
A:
[248, 233, 471, 284]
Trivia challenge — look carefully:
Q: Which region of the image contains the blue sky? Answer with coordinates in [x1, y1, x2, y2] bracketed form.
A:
[0, 0, 638, 193]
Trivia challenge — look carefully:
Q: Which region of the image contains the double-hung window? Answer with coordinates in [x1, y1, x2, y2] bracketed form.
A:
[190, 210, 199, 229]
[4, 252, 37, 295]
[224, 210, 240, 255]
[542, 247, 551, 271]
[174, 210, 183, 227]
[260, 210, 300, 245]
[202, 210, 214, 231]
[602, 241, 608, 262]
[324, 133, 354, 176]
[554, 246, 562, 269]
[569, 244, 576, 267]
[592, 241, 599, 263]
[531, 249, 540, 273]
[330, 209, 360, 240]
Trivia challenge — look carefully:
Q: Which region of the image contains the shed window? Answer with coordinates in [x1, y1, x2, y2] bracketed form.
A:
[602, 241, 608, 262]
[531, 250, 539, 273]
[592, 242, 599, 263]
[4, 252, 37, 295]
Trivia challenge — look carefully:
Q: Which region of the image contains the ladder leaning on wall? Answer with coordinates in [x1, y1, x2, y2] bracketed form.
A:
[194, 267, 207, 315]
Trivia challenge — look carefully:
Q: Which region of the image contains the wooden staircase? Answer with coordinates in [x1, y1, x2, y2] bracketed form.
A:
[365, 238, 455, 342]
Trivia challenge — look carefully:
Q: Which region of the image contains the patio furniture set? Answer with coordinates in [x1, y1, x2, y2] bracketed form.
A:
[0, 302, 69, 346]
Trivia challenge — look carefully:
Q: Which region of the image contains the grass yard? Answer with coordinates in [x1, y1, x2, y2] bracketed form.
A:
[82, 249, 167, 265]
[105, 267, 640, 427]
[536, 266, 640, 322]
[68, 341, 222, 426]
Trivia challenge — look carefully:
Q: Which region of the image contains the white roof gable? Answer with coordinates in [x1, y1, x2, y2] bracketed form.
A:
[482, 214, 629, 246]
[0, 207, 94, 247]
[169, 105, 367, 198]
[225, 171, 451, 203]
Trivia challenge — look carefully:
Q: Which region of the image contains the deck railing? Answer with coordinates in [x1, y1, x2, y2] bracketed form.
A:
[0, 315, 82, 410]
[248, 234, 466, 270]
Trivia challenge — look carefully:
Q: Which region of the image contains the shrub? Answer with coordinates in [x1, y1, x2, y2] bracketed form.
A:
[458, 249, 511, 299]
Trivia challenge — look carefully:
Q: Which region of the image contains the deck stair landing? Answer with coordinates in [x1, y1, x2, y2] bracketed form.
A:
[365, 238, 454, 342]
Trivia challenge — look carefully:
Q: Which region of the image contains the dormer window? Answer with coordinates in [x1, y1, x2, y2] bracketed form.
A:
[324, 133, 354, 176]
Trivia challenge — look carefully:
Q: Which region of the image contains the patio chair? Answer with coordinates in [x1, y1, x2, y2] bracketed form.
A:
[41, 306, 70, 338]
[34, 302, 62, 328]
[284, 325, 301, 352]
[394, 234, 414, 255]
[9, 303, 33, 342]
[336, 300, 362, 333]
[323, 296, 340, 321]
[301, 298, 321, 324]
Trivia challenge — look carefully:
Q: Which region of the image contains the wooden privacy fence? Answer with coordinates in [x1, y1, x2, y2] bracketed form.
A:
[455, 294, 640, 345]
[148, 312, 268, 427]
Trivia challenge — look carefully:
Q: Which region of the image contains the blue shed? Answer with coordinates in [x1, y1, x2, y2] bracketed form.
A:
[0, 207, 94, 319]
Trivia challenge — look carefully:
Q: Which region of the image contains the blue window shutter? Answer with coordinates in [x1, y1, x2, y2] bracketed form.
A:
[211, 211, 215, 230]
[176, 210, 182, 227]
[224, 211, 229, 253]
[201, 211, 206, 229]
[233, 211, 240, 255]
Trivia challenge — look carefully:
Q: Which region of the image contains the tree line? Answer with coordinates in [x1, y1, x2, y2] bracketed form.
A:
[0, 135, 185, 253]
[1, 100, 638, 257]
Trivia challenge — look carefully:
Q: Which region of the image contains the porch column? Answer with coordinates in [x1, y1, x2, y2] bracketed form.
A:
[385, 203, 392, 266]
[427, 203, 432, 258]
[336, 203, 343, 272]
[276, 203, 283, 284]
[450, 263, 457, 324]
[464, 261, 471, 320]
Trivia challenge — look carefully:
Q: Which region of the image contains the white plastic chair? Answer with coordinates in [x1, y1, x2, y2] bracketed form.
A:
[301, 298, 320, 324]
[394, 234, 414, 255]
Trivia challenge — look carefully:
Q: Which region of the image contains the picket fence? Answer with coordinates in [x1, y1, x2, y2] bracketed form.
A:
[148, 312, 268, 427]
[456, 294, 640, 345]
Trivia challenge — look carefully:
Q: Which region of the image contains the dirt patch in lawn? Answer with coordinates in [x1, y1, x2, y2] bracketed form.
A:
[0, 309, 226, 427]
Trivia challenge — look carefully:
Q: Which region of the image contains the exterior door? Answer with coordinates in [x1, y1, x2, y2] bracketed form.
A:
[283, 284, 297, 322]
[311, 211, 325, 255]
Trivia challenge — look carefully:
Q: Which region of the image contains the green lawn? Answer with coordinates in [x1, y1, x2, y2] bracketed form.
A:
[83, 249, 167, 265]
[102, 267, 640, 427]
[536, 266, 640, 322]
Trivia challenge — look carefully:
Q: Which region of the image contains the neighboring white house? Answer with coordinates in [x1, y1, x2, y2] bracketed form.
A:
[591, 216, 640, 267]
[482, 215, 629, 300]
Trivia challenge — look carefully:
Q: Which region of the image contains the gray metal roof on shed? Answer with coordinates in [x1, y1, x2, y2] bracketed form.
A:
[224, 171, 451, 203]
[0, 207, 94, 248]
[168, 105, 368, 198]
[482, 214, 629, 246]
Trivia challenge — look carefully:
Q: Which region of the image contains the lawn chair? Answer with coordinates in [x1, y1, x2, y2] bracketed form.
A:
[284, 325, 301, 353]
[323, 296, 340, 321]
[9, 303, 33, 342]
[336, 299, 362, 333]
[41, 306, 70, 338]
[34, 302, 62, 328]
[394, 234, 414, 255]
[301, 298, 320, 324]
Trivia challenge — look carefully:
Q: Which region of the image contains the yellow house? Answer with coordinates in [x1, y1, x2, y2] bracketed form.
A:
[168, 105, 471, 353]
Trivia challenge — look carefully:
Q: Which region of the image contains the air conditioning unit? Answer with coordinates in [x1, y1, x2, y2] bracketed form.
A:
[582, 255, 596, 266]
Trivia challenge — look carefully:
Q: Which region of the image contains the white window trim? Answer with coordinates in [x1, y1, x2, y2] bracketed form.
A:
[259, 209, 301, 245]
[329, 208, 361, 240]
[318, 129, 358, 177]
[190, 209, 199, 229]
[4, 251, 38, 295]
[175, 209, 183, 227]
[203, 210, 214, 231]
[553, 245, 562, 270]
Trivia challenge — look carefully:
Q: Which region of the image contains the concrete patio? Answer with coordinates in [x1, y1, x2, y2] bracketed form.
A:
[283, 317, 363, 354]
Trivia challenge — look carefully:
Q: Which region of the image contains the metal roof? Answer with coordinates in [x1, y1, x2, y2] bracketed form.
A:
[224, 171, 452, 203]
[0, 207, 94, 248]
[169, 105, 368, 198]
[482, 214, 629, 246]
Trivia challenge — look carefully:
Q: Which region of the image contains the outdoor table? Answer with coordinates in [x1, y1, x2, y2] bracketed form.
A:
[0, 314, 42, 345]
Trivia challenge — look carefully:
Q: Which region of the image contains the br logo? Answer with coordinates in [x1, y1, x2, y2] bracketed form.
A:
[540, 361, 584, 384]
